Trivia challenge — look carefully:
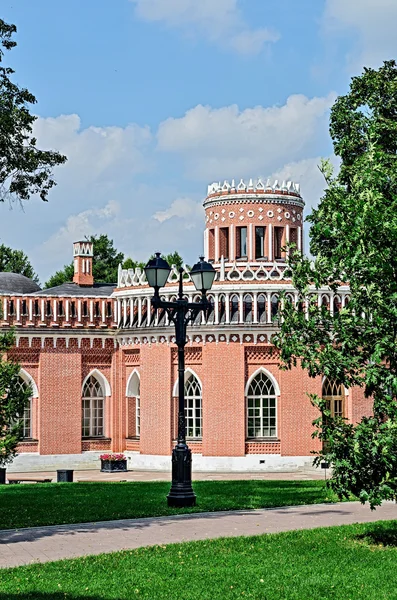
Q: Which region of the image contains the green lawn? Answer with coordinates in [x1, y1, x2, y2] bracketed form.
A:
[0, 479, 342, 530]
[1, 520, 396, 599]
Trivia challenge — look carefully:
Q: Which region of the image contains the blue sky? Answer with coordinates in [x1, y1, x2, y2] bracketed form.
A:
[1, 0, 397, 283]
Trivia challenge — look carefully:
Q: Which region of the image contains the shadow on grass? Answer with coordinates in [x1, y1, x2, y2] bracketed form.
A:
[355, 521, 397, 548]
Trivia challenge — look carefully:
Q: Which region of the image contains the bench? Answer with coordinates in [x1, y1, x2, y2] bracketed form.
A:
[7, 477, 52, 484]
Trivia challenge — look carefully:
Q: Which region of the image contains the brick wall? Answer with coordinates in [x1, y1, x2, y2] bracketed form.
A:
[38, 347, 82, 455]
[139, 344, 172, 455]
[202, 343, 245, 456]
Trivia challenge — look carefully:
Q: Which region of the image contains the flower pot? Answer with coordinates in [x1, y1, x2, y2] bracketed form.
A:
[100, 459, 127, 473]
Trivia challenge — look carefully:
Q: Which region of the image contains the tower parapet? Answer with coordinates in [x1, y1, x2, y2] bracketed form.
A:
[73, 241, 94, 286]
[203, 178, 304, 267]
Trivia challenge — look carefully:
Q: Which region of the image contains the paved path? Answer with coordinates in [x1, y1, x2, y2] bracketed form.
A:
[6, 469, 325, 482]
[1, 501, 397, 569]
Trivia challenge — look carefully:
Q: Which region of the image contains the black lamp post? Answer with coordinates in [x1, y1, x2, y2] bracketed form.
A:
[145, 253, 216, 507]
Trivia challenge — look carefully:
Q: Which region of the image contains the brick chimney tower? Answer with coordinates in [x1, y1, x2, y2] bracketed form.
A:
[73, 241, 94, 286]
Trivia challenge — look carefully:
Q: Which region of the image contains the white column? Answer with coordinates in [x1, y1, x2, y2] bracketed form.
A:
[3, 298, 7, 320]
[268, 224, 273, 261]
[248, 223, 254, 261]
[298, 226, 302, 251]
[286, 224, 290, 257]
[239, 293, 244, 324]
[65, 299, 70, 322]
[225, 292, 230, 324]
[89, 300, 93, 322]
[146, 297, 151, 326]
[253, 292, 258, 324]
[102, 300, 106, 323]
[53, 299, 57, 322]
[78, 300, 82, 323]
[230, 224, 235, 261]
[41, 299, 45, 323]
[330, 293, 334, 317]
[16, 298, 21, 322]
[214, 293, 219, 324]
[214, 226, 219, 262]
[29, 299, 33, 321]
[123, 299, 127, 327]
[138, 297, 142, 327]
[267, 292, 272, 323]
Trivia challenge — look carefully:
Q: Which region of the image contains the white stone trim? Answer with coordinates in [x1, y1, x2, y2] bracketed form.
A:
[82, 369, 111, 396]
[126, 369, 140, 397]
[172, 367, 203, 397]
[245, 367, 280, 397]
[19, 368, 39, 398]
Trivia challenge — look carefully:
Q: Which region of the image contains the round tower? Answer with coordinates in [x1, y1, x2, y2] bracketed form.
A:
[203, 178, 304, 268]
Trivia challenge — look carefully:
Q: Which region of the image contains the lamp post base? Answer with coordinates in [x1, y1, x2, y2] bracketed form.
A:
[167, 444, 196, 508]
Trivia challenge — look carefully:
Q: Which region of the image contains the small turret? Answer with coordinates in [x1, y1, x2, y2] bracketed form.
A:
[73, 241, 94, 286]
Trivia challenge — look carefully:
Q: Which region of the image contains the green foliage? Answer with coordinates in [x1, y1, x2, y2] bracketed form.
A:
[0, 480, 340, 529]
[44, 262, 74, 289]
[122, 257, 146, 271]
[162, 250, 184, 269]
[1, 522, 397, 599]
[0, 19, 67, 203]
[274, 61, 397, 509]
[0, 330, 31, 467]
[0, 243, 39, 283]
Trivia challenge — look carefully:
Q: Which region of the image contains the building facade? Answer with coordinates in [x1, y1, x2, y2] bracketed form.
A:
[0, 178, 372, 472]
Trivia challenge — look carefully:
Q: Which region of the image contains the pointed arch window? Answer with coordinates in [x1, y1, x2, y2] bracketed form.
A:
[82, 375, 104, 437]
[185, 374, 202, 439]
[247, 372, 277, 438]
[16, 377, 32, 439]
[322, 379, 345, 418]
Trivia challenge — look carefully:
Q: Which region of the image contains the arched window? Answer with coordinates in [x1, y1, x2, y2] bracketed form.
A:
[185, 374, 202, 439]
[322, 378, 345, 418]
[126, 371, 140, 438]
[82, 375, 105, 437]
[271, 294, 279, 319]
[230, 295, 239, 322]
[247, 372, 277, 438]
[16, 377, 32, 439]
[243, 294, 253, 322]
[257, 294, 266, 322]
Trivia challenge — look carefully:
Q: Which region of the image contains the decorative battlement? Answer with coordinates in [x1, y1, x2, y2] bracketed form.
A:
[73, 241, 93, 257]
[206, 178, 301, 200]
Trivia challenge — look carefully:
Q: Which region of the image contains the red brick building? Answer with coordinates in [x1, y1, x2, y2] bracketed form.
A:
[0, 178, 372, 472]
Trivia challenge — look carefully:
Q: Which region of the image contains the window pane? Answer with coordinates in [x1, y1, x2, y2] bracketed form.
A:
[255, 227, 265, 259]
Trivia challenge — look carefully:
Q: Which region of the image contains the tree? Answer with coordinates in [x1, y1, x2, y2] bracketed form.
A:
[0, 243, 39, 282]
[0, 330, 31, 467]
[45, 234, 125, 288]
[163, 251, 185, 269]
[0, 18, 66, 203]
[274, 61, 397, 509]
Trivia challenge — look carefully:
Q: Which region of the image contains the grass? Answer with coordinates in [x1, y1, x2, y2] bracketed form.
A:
[1, 520, 397, 599]
[0, 479, 344, 530]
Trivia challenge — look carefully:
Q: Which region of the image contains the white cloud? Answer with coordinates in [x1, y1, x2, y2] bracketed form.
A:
[33, 114, 153, 189]
[153, 197, 203, 226]
[157, 94, 336, 180]
[131, 0, 279, 55]
[37, 201, 121, 268]
[324, 0, 397, 69]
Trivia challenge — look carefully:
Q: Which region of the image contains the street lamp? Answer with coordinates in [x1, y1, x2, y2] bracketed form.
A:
[145, 253, 216, 507]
